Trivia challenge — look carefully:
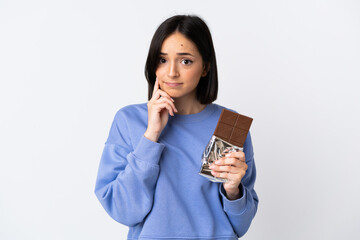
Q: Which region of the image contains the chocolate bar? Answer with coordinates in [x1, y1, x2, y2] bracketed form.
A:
[199, 109, 253, 182]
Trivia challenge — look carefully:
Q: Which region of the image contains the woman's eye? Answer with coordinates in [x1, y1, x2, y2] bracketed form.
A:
[159, 58, 166, 64]
[181, 59, 193, 65]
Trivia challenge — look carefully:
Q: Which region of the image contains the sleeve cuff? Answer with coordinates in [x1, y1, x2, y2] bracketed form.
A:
[219, 183, 247, 215]
[132, 135, 165, 165]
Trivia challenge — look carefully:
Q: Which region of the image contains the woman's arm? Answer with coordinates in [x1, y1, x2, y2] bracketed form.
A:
[94, 109, 165, 227]
[218, 132, 259, 237]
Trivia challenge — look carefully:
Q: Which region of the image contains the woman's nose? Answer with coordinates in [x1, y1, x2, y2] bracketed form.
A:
[167, 62, 179, 78]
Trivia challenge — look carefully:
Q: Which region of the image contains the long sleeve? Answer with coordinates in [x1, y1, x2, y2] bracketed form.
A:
[94, 110, 165, 227]
[218, 132, 259, 238]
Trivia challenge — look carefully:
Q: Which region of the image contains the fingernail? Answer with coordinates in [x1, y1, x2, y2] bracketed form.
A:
[225, 153, 231, 157]
[215, 160, 220, 164]
[171, 98, 174, 102]
[175, 109, 178, 112]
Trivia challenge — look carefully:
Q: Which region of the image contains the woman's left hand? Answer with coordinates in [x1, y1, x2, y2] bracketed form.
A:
[209, 151, 248, 200]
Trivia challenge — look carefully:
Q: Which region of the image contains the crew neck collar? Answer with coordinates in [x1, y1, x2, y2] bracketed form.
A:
[170, 103, 216, 123]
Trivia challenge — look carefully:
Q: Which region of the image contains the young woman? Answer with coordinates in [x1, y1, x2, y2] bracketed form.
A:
[95, 15, 258, 239]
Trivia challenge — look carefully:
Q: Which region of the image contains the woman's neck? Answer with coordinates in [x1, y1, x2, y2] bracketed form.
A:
[173, 96, 206, 115]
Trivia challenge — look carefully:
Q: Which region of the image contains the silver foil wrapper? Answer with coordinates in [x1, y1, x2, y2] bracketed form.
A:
[199, 135, 243, 182]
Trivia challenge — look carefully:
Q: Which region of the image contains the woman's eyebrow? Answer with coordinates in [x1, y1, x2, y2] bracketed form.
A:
[160, 52, 195, 57]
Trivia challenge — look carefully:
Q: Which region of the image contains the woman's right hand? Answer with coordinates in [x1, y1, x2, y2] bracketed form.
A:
[144, 78, 178, 142]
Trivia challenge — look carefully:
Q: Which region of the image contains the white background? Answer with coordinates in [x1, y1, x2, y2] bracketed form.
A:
[1, 0, 359, 239]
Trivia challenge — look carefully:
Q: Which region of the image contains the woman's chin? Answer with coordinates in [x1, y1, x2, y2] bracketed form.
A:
[163, 89, 180, 98]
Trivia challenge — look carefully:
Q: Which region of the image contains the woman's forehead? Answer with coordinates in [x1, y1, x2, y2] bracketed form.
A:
[161, 32, 200, 56]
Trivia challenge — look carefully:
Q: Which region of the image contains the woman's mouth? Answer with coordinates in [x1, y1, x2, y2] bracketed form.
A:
[165, 82, 183, 87]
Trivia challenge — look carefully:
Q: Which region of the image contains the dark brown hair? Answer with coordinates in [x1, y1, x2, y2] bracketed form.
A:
[144, 15, 218, 104]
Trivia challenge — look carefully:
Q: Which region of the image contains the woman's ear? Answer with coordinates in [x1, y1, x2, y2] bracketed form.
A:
[201, 62, 210, 77]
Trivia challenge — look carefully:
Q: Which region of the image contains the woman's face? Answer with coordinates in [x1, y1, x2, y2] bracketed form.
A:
[155, 31, 208, 100]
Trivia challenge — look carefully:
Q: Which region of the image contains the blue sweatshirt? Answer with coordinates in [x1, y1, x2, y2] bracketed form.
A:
[94, 103, 258, 239]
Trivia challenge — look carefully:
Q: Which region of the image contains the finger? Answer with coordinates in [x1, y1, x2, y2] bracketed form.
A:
[211, 170, 229, 179]
[153, 90, 177, 112]
[214, 157, 242, 167]
[152, 78, 174, 102]
[155, 95, 177, 114]
[152, 77, 159, 97]
[152, 88, 173, 101]
[155, 98, 175, 116]
[224, 151, 246, 162]
[151, 102, 173, 116]
[209, 165, 240, 173]
[148, 98, 175, 116]
[210, 162, 247, 173]
[155, 98, 177, 113]
[211, 170, 246, 182]
[154, 89, 174, 101]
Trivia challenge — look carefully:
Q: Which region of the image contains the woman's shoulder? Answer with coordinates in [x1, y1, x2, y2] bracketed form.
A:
[212, 103, 238, 114]
[114, 102, 148, 121]
[117, 102, 147, 113]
